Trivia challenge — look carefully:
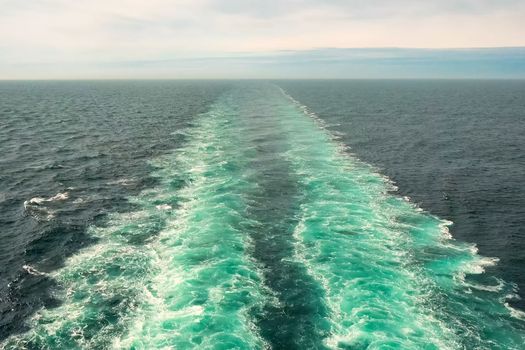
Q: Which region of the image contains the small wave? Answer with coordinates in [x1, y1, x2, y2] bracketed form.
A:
[505, 302, 525, 320]
[439, 219, 454, 239]
[24, 197, 46, 208]
[170, 129, 190, 136]
[23, 192, 69, 221]
[48, 192, 69, 201]
[463, 278, 506, 293]
[107, 178, 135, 186]
[22, 265, 46, 276]
[23, 192, 69, 208]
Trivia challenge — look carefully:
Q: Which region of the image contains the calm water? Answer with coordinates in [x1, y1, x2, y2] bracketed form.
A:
[0, 80, 524, 349]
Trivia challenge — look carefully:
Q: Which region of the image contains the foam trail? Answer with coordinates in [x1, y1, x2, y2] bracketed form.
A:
[117, 99, 268, 349]
[2, 95, 268, 349]
[2, 209, 162, 348]
[275, 85, 525, 349]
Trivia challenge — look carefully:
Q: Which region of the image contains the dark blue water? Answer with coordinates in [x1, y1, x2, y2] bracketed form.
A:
[0, 80, 524, 349]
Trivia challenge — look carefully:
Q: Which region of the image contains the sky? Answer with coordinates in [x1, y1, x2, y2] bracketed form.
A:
[1, 0, 525, 79]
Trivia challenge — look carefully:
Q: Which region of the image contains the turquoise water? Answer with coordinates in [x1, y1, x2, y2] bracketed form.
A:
[2, 83, 525, 349]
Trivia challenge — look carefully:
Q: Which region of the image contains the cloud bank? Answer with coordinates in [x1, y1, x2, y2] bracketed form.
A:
[1, 0, 524, 78]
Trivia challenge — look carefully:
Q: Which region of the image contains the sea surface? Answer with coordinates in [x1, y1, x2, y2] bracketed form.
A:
[0, 80, 524, 349]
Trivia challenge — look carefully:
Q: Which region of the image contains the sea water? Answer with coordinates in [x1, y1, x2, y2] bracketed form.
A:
[1, 81, 524, 349]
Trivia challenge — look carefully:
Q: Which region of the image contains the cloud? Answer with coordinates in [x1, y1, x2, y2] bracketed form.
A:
[2, 47, 524, 79]
[0, 0, 524, 78]
[207, 0, 524, 19]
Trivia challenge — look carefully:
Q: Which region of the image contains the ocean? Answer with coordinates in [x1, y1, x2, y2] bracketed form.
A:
[0, 80, 524, 349]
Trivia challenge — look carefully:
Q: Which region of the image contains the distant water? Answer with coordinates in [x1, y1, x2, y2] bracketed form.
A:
[0, 81, 524, 349]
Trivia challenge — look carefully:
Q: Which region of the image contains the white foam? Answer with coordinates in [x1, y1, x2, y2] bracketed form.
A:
[155, 204, 172, 210]
[463, 256, 499, 275]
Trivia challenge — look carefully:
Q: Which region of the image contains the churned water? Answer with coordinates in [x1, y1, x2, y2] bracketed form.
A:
[0, 81, 524, 349]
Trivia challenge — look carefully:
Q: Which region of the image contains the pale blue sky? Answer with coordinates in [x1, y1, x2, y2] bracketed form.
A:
[1, 0, 524, 79]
